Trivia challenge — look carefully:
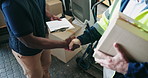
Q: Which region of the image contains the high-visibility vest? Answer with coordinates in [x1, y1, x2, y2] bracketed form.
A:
[94, 0, 148, 35]
[96, 1, 148, 78]
[135, 10, 148, 32]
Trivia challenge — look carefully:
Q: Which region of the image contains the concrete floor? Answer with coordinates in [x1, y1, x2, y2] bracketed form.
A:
[0, 3, 107, 78]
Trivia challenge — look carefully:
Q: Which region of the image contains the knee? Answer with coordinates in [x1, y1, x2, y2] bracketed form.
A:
[24, 68, 43, 78]
[42, 61, 51, 72]
[42, 65, 50, 73]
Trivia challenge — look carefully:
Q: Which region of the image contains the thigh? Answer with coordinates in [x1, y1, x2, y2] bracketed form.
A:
[41, 49, 51, 69]
[12, 50, 43, 76]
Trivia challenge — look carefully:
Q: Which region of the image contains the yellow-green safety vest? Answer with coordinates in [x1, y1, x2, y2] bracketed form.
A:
[94, 0, 148, 35]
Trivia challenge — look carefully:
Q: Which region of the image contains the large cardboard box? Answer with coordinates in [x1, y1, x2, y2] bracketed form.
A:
[46, 0, 63, 15]
[49, 24, 82, 63]
[95, 12, 148, 62]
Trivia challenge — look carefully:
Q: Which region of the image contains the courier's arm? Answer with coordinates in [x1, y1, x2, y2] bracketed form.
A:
[93, 43, 148, 77]
[125, 62, 148, 77]
[69, 25, 102, 50]
[69, 10, 108, 49]
[77, 26, 102, 45]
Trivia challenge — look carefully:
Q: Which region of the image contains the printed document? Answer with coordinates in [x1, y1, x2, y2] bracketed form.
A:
[46, 18, 75, 32]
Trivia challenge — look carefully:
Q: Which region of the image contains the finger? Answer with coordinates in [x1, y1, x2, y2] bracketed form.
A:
[95, 59, 116, 70]
[70, 36, 76, 39]
[65, 48, 70, 51]
[54, 17, 60, 20]
[71, 44, 80, 51]
[93, 50, 112, 59]
[94, 56, 112, 64]
[113, 43, 128, 61]
[52, 15, 61, 21]
[94, 58, 113, 68]
[57, 17, 62, 21]
[114, 43, 125, 56]
[94, 58, 105, 64]
[50, 17, 54, 21]
[69, 41, 74, 50]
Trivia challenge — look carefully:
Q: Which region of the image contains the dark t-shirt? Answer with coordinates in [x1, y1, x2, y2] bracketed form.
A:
[1, 0, 47, 56]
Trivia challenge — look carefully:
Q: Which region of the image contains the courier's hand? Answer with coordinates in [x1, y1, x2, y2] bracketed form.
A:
[93, 43, 129, 74]
[69, 38, 81, 51]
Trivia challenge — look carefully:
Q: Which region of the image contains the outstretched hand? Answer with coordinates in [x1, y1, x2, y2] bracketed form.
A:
[65, 36, 80, 50]
[69, 38, 81, 51]
[93, 43, 129, 74]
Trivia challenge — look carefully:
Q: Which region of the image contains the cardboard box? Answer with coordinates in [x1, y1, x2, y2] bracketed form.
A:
[49, 24, 82, 63]
[46, 0, 63, 15]
[57, 13, 73, 23]
[95, 12, 148, 62]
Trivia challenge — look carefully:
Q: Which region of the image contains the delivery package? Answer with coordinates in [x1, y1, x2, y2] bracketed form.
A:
[46, 0, 63, 15]
[47, 17, 82, 63]
[95, 12, 148, 62]
[48, 24, 82, 63]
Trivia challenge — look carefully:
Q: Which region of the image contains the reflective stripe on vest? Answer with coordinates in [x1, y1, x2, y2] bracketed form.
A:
[94, 0, 121, 35]
[134, 10, 148, 32]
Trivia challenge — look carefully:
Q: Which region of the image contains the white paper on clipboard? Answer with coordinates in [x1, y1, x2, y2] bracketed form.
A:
[46, 18, 75, 32]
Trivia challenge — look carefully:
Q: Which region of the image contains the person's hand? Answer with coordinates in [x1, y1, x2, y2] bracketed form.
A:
[64, 36, 76, 50]
[46, 10, 61, 21]
[49, 15, 61, 21]
[69, 38, 81, 51]
[93, 43, 129, 74]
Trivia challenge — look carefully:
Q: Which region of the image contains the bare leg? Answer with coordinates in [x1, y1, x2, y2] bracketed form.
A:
[41, 49, 51, 78]
[12, 50, 43, 78]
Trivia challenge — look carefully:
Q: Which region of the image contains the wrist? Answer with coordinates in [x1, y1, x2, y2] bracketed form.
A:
[62, 41, 68, 48]
[75, 38, 81, 45]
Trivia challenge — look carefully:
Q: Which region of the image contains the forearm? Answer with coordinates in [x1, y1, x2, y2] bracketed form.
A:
[18, 34, 67, 49]
[45, 9, 51, 18]
[27, 37, 67, 49]
[77, 26, 101, 45]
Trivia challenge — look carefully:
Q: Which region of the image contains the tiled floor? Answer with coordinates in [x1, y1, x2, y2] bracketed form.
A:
[0, 44, 25, 78]
[0, 43, 103, 78]
[0, 3, 107, 78]
[0, 44, 95, 78]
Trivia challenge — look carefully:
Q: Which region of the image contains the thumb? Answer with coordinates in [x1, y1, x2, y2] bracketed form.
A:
[113, 43, 128, 61]
[113, 43, 123, 55]
[69, 41, 74, 50]
[50, 17, 54, 21]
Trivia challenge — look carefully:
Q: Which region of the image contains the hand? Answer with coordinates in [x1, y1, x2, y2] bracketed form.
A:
[69, 38, 81, 51]
[93, 43, 129, 74]
[46, 10, 61, 21]
[64, 36, 76, 50]
[49, 15, 61, 21]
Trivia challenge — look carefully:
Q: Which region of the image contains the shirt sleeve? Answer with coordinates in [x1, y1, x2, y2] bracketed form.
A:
[77, 26, 102, 45]
[125, 62, 148, 78]
[2, 1, 33, 37]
